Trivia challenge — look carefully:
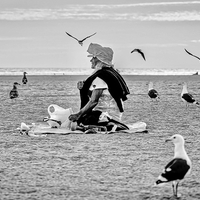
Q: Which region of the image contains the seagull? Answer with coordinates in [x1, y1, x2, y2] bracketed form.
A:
[155, 134, 192, 198]
[148, 82, 159, 100]
[185, 49, 200, 61]
[65, 32, 97, 46]
[181, 82, 199, 106]
[131, 49, 146, 60]
[22, 72, 28, 84]
[9, 82, 20, 99]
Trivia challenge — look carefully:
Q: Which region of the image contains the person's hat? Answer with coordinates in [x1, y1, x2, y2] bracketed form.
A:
[87, 43, 113, 66]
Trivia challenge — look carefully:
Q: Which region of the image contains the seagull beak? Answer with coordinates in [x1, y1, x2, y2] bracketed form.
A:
[165, 138, 172, 142]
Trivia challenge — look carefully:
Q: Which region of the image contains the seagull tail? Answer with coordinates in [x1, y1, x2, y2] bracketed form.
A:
[155, 95, 160, 100]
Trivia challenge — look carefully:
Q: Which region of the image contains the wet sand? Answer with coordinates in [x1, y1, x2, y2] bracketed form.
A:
[1, 75, 200, 200]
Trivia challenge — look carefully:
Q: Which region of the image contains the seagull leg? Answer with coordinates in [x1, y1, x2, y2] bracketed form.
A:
[172, 181, 176, 196]
[175, 181, 181, 198]
[172, 181, 181, 198]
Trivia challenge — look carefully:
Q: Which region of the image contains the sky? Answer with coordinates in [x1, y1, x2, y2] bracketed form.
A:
[0, 0, 200, 69]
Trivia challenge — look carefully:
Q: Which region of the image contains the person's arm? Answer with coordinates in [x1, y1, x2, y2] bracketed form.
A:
[69, 89, 104, 122]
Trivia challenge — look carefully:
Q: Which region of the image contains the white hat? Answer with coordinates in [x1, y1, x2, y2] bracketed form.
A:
[87, 43, 113, 66]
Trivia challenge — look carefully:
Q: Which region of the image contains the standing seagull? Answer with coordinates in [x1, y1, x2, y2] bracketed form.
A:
[9, 82, 20, 99]
[131, 49, 146, 60]
[185, 49, 200, 61]
[65, 32, 96, 46]
[148, 82, 159, 100]
[181, 82, 199, 106]
[155, 134, 191, 198]
[22, 72, 28, 84]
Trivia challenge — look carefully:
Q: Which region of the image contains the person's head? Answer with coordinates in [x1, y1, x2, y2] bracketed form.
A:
[87, 43, 114, 70]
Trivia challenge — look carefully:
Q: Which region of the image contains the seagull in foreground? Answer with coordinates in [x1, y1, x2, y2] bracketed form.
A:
[185, 49, 200, 61]
[22, 71, 28, 84]
[131, 48, 146, 60]
[65, 32, 96, 46]
[148, 82, 159, 100]
[181, 82, 199, 107]
[9, 82, 20, 99]
[155, 134, 192, 198]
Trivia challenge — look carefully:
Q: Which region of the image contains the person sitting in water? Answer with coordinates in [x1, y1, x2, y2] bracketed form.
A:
[69, 43, 130, 132]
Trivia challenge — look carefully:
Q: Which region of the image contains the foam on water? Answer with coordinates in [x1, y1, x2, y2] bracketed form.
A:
[0, 68, 199, 75]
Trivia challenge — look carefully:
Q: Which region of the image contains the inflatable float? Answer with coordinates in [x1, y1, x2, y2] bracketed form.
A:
[15, 104, 148, 137]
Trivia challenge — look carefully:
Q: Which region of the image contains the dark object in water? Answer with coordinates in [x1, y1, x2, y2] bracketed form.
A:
[192, 72, 198, 75]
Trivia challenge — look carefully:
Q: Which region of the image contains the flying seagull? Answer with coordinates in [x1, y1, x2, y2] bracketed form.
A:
[65, 32, 97, 46]
[185, 49, 200, 61]
[181, 82, 199, 107]
[155, 134, 191, 198]
[131, 49, 146, 61]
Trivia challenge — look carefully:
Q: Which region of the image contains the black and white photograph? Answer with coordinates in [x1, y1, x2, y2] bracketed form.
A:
[0, 0, 200, 199]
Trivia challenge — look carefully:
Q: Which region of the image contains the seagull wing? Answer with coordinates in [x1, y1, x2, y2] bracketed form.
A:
[65, 32, 79, 42]
[185, 49, 200, 61]
[138, 50, 146, 60]
[9, 90, 14, 97]
[131, 49, 146, 60]
[162, 158, 190, 181]
[81, 32, 97, 42]
[131, 49, 137, 53]
[148, 89, 158, 98]
[10, 89, 18, 99]
[182, 93, 195, 103]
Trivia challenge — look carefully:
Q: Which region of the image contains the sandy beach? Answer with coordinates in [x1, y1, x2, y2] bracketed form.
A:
[1, 75, 200, 200]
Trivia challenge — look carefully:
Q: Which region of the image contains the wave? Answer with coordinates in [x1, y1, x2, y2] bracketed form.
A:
[0, 68, 199, 76]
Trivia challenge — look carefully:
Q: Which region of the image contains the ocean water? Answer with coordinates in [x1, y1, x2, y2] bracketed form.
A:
[1, 74, 200, 200]
[0, 67, 199, 75]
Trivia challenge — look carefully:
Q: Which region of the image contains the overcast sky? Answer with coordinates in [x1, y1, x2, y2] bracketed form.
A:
[0, 0, 200, 69]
